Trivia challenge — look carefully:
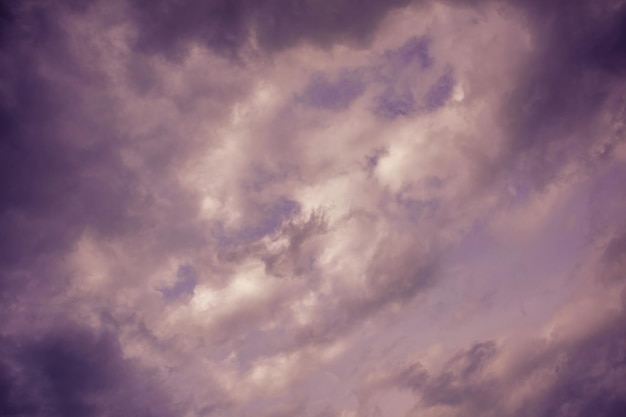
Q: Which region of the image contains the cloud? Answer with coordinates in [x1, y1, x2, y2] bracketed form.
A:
[603, 230, 626, 283]
[499, 0, 626, 187]
[0, 324, 176, 417]
[2, 0, 626, 416]
[371, 300, 626, 417]
[128, 0, 415, 60]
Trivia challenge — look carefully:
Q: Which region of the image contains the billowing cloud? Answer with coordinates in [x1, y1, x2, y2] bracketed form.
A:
[1, 0, 625, 416]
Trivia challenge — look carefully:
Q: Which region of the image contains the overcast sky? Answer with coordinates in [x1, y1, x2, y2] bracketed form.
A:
[1, 1, 626, 416]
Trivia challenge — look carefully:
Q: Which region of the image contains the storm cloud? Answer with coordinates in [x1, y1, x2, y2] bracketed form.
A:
[1, 0, 625, 416]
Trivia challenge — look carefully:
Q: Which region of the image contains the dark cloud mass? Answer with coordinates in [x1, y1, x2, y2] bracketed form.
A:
[502, 0, 626, 186]
[0, 325, 175, 417]
[1, 0, 626, 416]
[0, 2, 131, 292]
[382, 308, 626, 417]
[130, 0, 414, 59]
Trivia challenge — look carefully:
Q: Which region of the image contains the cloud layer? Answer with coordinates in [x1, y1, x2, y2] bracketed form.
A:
[1, 0, 625, 416]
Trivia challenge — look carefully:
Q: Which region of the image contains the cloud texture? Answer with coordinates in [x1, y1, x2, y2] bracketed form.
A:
[1, 0, 625, 416]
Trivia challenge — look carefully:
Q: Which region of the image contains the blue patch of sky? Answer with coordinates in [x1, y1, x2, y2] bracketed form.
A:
[384, 36, 433, 70]
[296, 34, 456, 120]
[159, 264, 197, 300]
[372, 36, 440, 119]
[374, 87, 417, 118]
[299, 71, 365, 110]
[423, 68, 455, 111]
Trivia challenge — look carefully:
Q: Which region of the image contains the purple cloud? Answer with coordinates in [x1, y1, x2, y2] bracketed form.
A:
[1, 0, 626, 416]
[0, 325, 176, 417]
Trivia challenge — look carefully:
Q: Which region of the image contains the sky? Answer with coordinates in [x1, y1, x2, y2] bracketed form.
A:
[1, 0, 626, 416]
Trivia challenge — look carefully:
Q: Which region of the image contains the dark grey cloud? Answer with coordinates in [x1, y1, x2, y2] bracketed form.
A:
[0, 324, 176, 417]
[0, 3, 227, 411]
[385, 308, 626, 417]
[500, 0, 626, 186]
[387, 341, 498, 409]
[603, 230, 626, 283]
[129, 0, 415, 60]
[518, 312, 626, 417]
[0, 1, 139, 297]
[0, 0, 230, 300]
